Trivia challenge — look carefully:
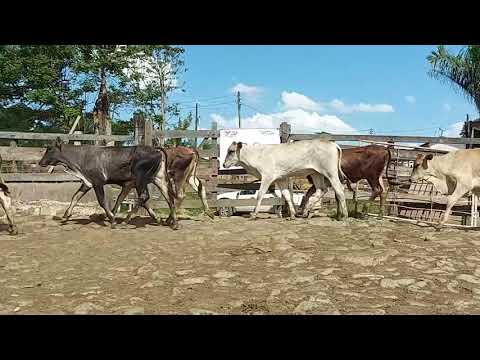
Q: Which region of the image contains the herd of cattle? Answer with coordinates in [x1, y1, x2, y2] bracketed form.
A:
[0, 136, 479, 236]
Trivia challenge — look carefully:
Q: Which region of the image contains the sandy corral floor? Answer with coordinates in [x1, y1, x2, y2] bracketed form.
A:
[1, 208, 480, 315]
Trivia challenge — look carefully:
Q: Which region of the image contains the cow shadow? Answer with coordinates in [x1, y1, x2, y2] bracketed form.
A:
[56, 214, 163, 229]
[0, 223, 13, 234]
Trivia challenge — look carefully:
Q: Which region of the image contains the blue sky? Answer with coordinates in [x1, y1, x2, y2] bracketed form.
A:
[139, 45, 479, 137]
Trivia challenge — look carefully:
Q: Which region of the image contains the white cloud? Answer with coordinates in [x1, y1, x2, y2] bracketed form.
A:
[280, 91, 323, 112]
[211, 109, 356, 134]
[443, 103, 452, 112]
[279, 92, 394, 114]
[444, 121, 463, 137]
[405, 95, 416, 104]
[231, 83, 262, 99]
[328, 99, 394, 114]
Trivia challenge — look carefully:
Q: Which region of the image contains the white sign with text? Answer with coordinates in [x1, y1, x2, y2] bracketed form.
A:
[219, 128, 280, 170]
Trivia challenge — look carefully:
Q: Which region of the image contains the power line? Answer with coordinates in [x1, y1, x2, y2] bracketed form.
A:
[172, 95, 234, 105]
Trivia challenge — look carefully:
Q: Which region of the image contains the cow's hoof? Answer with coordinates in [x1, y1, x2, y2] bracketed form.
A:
[110, 223, 117, 229]
[8, 226, 18, 236]
[170, 223, 180, 230]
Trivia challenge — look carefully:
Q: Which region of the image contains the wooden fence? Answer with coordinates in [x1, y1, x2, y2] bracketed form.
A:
[2, 119, 480, 214]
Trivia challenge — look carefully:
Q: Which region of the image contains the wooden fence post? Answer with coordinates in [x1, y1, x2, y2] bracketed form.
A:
[209, 121, 219, 205]
[280, 122, 291, 144]
[73, 131, 82, 146]
[279, 122, 291, 216]
[134, 113, 144, 145]
[133, 113, 153, 147]
[144, 118, 153, 147]
[9, 140, 17, 173]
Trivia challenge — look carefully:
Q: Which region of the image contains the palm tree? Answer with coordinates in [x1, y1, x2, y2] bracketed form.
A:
[427, 45, 480, 115]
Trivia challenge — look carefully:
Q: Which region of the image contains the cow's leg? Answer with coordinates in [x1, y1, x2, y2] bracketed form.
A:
[378, 176, 387, 217]
[93, 185, 117, 229]
[153, 177, 178, 230]
[323, 171, 348, 220]
[350, 181, 359, 216]
[0, 189, 17, 235]
[250, 177, 274, 220]
[276, 178, 296, 220]
[362, 178, 381, 216]
[63, 183, 91, 221]
[111, 182, 134, 216]
[138, 187, 161, 223]
[125, 182, 161, 225]
[438, 184, 469, 230]
[299, 184, 316, 217]
[189, 175, 214, 219]
[302, 174, 328, 218]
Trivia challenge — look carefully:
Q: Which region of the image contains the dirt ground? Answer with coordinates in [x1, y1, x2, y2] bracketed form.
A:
[2, 208, 480, 315]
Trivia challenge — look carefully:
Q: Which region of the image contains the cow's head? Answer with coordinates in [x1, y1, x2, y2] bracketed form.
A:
[223, 141, 243, 168]
[410, 153, 434, 182]
[39, 137, 64, 167]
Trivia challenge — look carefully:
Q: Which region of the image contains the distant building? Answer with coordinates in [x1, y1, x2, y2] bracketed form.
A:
[464, 118, 480, 149]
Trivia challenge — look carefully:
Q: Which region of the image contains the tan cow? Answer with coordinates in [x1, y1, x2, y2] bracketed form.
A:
[411, 148, 480, 228]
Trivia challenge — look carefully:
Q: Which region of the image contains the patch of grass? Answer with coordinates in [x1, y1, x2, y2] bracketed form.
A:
[325, 199, 383, 219]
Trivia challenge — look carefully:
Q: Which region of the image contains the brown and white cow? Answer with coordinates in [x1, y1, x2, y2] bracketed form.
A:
[112, 146, 214, 223]
[299, 144, 392, 217]
[0, 155, 17, 235]
[411, 148, 480, 228]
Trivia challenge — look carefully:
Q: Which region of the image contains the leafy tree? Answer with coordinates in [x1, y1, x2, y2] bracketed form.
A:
[0, 45, 83, 132]
[0, 45, 188, 141]
[128, 46, 187, 134]
[71, 45, 148, 137]
[428, 45, 480, 114]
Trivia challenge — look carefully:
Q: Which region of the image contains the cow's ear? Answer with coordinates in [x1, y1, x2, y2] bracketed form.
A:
[237, 142, 243, 149]
[422, 155, 433, 169]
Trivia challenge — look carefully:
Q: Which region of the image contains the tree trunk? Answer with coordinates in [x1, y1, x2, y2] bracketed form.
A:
[93, 68, 111, 145]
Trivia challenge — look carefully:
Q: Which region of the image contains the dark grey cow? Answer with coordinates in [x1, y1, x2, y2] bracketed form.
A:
[38, 138, 176, 229]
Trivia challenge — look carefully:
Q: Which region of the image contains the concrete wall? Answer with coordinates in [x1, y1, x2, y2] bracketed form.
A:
[6, 182, 98, 202]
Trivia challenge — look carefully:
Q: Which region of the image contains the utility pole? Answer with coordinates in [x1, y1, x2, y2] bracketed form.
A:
[369, 128, 374, 135]
[237, 91, 241, 128]
[439, 127, 445, 137]
[194, 103, 199, 149]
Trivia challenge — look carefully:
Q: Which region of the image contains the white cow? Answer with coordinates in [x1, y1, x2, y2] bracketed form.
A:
[411, 148, 480, 227]
[223, 139, 348, 220]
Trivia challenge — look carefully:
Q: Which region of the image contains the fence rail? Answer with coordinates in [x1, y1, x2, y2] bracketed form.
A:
[0, 131, 132, 142]
[290, 133, 480, 145]
[3, 119, 479, 215]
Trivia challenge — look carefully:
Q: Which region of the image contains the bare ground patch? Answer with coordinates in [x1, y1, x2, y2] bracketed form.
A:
[1, 212, 480, 314]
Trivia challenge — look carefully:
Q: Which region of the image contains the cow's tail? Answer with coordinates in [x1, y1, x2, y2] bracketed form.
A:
[186, 149, 199, 192]
[192, 149, 203, 196]
[385, 146, 393, 185]
[335, 142, 347, 182]
[159, 147, 177, 201]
